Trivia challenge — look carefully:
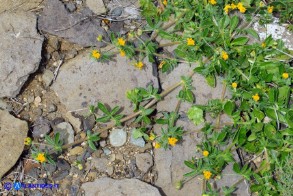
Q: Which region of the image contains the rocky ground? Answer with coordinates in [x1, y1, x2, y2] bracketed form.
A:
[0, 0, 292, 196]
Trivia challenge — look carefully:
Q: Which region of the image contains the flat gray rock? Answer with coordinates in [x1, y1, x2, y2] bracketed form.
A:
[51, 51, 158, 115]
[0, 12, 43, 98]
[81, 177, 161, 196]
[0, 110, 28, 179]
[0, 0, 43, 13]
[38, 0, 108, 47]
[154, 63, 231, 196]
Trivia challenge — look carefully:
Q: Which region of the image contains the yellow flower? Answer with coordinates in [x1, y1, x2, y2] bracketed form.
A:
[224, 4, 231, 14]
[154, 142, 161, 149]
[187, 38, 195, 46]
[232, 82, 238, 89]
[36, 153, 46, 163]
[159, 61, 166, 69]
[252, 94, 260, 102]
[261, 42, 266, 48]
[120, 49, 126, 57]
[118, 38, 126, 46]
[208, 0, 217, 5]
[24, 137, 32, 145]
[135, 61, 144, 69]
[221, 51, 229, 60]
[149, 133, 156, 141]
[163, 0, 167, 6]
[237, 3, 246, 13]
[96, 35, 103, 41]
[259, 2, 264, 7]
[202, 150, 209, 157]
[267, 6, 274, 14]
[203, 170, 212, 180]
[282, 73, 289, 79]
[168, 137, 178, 146]
[231, 3, 237, 9]
[91, 50, 101, 59]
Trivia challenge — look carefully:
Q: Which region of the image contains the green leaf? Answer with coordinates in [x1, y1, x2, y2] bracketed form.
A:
[111, 106, 120, 115]
[88, 140, 97, 151]
[98, 102, 110, 115]
[132, 128, 144, 139]
[184, 161, 196, 169]
[264, 124, 276, 139]
[206, 74, 216, 87]
[96, 116, 111, 123]
[185, 90, 195, 103]
[54, 133, 60, 144]
[231, 37, 249, 46]
[183, 170, 197, 177]
[187, 106, 204, 126]
[223, 101, 235, 116]
[233, 163, 241, 173]
[230, 15, 239, 33]
[245, 28, 259, 40]
[45, 135, 55, 146]
[247, 132, 257, 141]
[285, 110, 293, 128]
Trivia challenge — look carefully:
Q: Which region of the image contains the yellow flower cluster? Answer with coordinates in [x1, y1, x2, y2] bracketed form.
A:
[252, 93, 260, 102]
[282, 73, 289, 79]
[208, 0, 217, 5]
[135, 61, 144, 69]
[120, 49, 126, 57]
[163, 0, 167, 6]
[168, 137, 178, 146]
[159, 61, 166, 69]
[261, 42, 266, 48]
[224, 2, 246, 14]
[267, 6, 274, 14]
[232, 82, 237, 89]
[118, 38, 126, 46]
[202, 150, 209, 157]
[149, 133, 156, 141]
[36, 153, 46, 163]
[154, 142, 161, 149]
[91, 50, 101, 59]
[187, 38, 195, 46]
[203, 170, 212, 180]
[24, 137, 32, 145]
[221, 51, 229, 60]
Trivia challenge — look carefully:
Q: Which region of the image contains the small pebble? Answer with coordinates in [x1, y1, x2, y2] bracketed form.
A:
[66, 2, 77, 12]
[34, 96, 42, 106]
[47, 103, 57, 113]
[99, 140, 106, 147]
[103, 147, 111, 156]
[109, 128, 127, 147]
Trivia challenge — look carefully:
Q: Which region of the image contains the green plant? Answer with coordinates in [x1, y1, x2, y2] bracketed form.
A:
[28, 0, 293, 195]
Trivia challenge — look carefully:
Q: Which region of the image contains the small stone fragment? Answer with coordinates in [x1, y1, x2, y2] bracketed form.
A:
[34, 96, 42, 107]
[130, 128, 145, 147]
[86, 0, 106, 15]
[47, 103, 57, 113]
[69, 146, 84, 156]
[92, 157, 108, 172]
[109, 128, 127, 147]
[65, 2, 76, 12]
[33, 117, 51, 138]
[135, 153, 153, 173]
[42, 70, 54, 87]
[54, 122, 75, 144]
